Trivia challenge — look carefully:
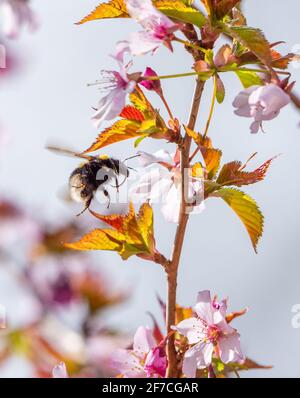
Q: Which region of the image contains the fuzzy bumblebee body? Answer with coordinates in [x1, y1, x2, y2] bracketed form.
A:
[47, 146, 130, 215]
[69, 158, 129, 213]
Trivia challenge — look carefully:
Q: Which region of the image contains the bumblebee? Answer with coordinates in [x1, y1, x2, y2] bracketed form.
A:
[48, 146, 130, 215]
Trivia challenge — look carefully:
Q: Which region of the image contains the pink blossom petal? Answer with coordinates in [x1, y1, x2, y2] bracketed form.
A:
[161, 182, 180, 223]
[144, 346, 167, 378]
[0, 0, 38, 39]
[173, 317, 204, 344]
[130, 168, 163, 201]
[128, 31, 162, 56]
[250, 120, 260, 134]
[137, 150, 173, 167]
[232, 86, 258, 108]
[111, 349, 145, 378]
[133, 326, 155, 355]
[92, 87, 128, 129]
[234, 104, 252, 117]
[52, 362, 68, 378]
[112, 41, 130, 64]
[126, 0, 177, 32]
[194, 290, 215, 325]
[183, 342, 214, 377]
[218, 332, 245, 364]
[249, 84, 290, 116]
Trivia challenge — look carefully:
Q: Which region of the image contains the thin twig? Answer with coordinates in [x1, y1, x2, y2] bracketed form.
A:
[166, 79, 205, 378]
[160, 92, 174, 120]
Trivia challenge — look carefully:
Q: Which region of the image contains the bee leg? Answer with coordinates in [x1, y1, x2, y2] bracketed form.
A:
[115, 177, 120, 193]
[103, 189, 111, 209]
[76, 198, 92, 217]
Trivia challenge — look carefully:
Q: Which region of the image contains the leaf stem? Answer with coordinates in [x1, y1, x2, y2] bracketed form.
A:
[203, 76, 217, 139]
[144, 67, 289, 84]
[189, 77, 217, 162]
[146, 71, 199, 80]
[173, 37, 208, 55]
[159, 92, 174, 120]
[166, 79, 205, 378]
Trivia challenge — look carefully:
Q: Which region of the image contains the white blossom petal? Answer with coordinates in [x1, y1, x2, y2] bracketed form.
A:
[173, 317, 205, 344]
[52, 362, 68, 378]
[133, 326, 155, 355]
[137, 150, 173, 167]
[218, 332, 245, 364]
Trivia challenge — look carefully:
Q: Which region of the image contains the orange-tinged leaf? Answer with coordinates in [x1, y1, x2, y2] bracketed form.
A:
[215, 0, 240, 19]
[129, 88, 151, 114]
[67, 204, 156, 261]
[65, 229, 124, 252]
[201, 0, 213, 15]
[216, 157, 275, 187]
[83, 120, 141, 153]
[77, 0, 127, 24]
[184, 127, 222, 179]
[271, 49, 294, 70]
[176, 305, 193, 324]
[201, 147, 222, 179]
[241, 358, 272, 371]
[226, 308, 248, 323]
[89, 203, 135, 232]
[120, 106, 145, 122]
[136, 203, 154, 248]
[185, 125, 202, 143]
[77, 0, 207, 28]
[210, 188, 264, 253]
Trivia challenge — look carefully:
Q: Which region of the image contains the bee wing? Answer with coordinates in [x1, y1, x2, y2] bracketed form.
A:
[46, 145, 96, 161]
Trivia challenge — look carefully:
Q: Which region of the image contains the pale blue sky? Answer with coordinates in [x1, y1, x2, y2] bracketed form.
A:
[0, 0, 300, 377]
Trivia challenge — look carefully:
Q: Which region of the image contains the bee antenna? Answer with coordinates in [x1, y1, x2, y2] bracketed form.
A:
[127, 166, 137, 173]
[123, 154, 141, 164]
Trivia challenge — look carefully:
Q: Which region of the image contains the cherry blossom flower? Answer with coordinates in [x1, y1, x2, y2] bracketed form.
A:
[173, 290, 245, 378]
[144, 346, 167, 378]
[233, 83, 290, 133]
[111, 326, 167, 378]
[131, 150, 204, 223]
[124, 0, 180, 55]
[52, 362, 69, 378]
[0, 0, 38, 39]
[91, 52, 140, 129]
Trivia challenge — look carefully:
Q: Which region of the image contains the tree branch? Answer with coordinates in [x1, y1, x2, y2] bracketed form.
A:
[166, 79, 205, 378]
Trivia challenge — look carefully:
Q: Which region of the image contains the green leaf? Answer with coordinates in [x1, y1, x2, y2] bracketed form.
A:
[215, 75, 225, 103]
[155, 1, 207, 28]
[210, 188, 264, 252]
[235, 70, 263, 88]
[223, 25, 272, 66]
[134, 135, 149, 148]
